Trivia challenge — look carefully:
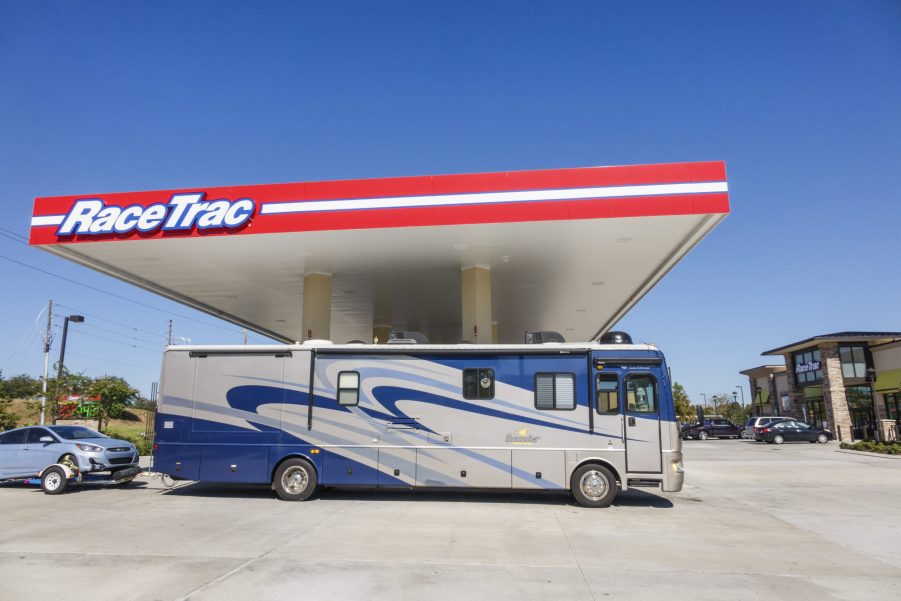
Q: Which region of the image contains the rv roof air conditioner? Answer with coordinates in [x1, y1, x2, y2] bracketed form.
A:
[524, 330, 565, 344]
[598, 331, 633, 344]
[387, 330, 430, 344]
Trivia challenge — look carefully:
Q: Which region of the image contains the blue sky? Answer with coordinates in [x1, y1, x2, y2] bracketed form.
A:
[1, 1, 899, 402]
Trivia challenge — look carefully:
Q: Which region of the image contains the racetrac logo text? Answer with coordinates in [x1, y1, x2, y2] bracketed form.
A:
[56, 193, 255, 236]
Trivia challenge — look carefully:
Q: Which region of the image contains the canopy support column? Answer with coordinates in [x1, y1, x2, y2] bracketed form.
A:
[461, 265, 492, 344]
[302, 272, 332, 341]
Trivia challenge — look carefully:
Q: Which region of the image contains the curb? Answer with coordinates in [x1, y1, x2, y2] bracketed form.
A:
[836, 449, 901, 460]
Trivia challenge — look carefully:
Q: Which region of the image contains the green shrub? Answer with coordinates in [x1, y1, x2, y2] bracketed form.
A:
[841, 440, 901, 455]
[106, 428, 153, 456]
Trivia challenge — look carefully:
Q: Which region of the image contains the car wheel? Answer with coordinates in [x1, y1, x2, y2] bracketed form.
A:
[698, 431, 709, 441]
[571, 463, 617, 508]
[774, 435, 784, 445]
[816, 433, 828, 444]
[273, 458, 318, 501]
[58, 454, 78, 472]
[41, 466, 69, 495]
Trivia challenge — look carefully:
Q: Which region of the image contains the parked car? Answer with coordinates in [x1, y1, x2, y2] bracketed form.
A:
[0, 425, 138, 481]
[755, 419, 832, 444]
[681, 418, 742, 440]
[743, 416, 783, 439]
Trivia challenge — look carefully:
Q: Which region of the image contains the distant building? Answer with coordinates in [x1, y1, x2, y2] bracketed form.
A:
[740, 332, 901, 442]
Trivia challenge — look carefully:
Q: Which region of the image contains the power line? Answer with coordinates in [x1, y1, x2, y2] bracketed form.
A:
[54, 319, 164, 347]
[0, 231, 27, 245]
[64, 329, 161, 353]
[0, 227, 28, 241]
[66, 351, 158, 371]
[54, 304, 169, 338]
[0, 253, 243, 333]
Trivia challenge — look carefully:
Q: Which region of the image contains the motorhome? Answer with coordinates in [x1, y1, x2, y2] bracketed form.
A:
[153, 336, 683, 507]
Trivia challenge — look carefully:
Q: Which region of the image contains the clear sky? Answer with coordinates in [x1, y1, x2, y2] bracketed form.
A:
[1, 1, 899, 402]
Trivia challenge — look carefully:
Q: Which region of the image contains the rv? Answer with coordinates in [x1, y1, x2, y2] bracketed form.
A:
[153, 338, 683, 507]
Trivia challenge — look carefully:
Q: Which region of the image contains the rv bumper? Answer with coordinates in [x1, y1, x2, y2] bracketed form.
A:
[661, 450, 684, 492]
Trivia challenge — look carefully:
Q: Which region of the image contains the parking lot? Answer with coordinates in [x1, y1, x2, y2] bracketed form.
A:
[2, 441, 900, 601]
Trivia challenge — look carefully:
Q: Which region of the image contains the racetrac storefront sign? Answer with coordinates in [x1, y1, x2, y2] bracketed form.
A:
[56, 194, 255, 236]
[30, 161, 730, 245]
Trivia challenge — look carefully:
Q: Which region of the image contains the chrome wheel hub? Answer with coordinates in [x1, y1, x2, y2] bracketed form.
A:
[580, 470, 608, 501]
[282, 467, 309, 494]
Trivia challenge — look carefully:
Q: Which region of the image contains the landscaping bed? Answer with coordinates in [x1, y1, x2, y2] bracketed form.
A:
[840, 440, 901, 455]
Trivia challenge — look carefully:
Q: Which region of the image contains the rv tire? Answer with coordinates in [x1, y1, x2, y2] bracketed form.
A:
[274, 458, 318, 501]
[571, 463, 617, 508]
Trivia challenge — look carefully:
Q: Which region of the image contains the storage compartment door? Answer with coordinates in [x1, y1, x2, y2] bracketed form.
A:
[511, 449, 565, 489]
[416, 448, 511, 488]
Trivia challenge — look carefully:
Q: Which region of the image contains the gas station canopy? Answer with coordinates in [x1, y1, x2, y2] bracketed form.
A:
[29, 161, 729, 344]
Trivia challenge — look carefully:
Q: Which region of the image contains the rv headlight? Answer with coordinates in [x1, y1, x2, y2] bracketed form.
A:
[76, 443, 103, 453]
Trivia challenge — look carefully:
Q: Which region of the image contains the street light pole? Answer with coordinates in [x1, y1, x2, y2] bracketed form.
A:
[735, 385, 745, 406]
[52, 315, 84, 424]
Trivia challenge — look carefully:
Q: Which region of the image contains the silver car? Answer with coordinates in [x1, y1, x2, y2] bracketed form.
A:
[742, 416, 782, 439]
[0, 425, 138, 480]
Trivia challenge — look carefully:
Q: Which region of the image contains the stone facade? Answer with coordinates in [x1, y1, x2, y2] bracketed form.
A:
[820, 342, 854, 442]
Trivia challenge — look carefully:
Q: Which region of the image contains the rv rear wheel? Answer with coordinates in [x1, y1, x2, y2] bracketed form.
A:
[274, 458, 318, 501]
[571, 464, 617, 508]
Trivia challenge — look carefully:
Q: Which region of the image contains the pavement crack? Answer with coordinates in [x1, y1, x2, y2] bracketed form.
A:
[174, 500, 360, 601]
[554, 509, 597, 601]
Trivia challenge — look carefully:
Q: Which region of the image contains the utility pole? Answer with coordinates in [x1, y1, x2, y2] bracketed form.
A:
[40, 299, 53, 425]
[53, 315, 84, 424]
[167, 320, 173, 346]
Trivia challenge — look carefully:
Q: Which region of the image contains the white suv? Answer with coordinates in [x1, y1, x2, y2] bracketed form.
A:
[743, 417, 782, 439]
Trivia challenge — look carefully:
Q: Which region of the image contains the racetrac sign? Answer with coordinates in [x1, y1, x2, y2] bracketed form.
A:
[56, 193, 254, 236]
[30, 161, 730, 245]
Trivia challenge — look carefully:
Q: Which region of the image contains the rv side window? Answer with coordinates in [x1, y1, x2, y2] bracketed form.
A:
[625, 374, 657, 414]
[463, 368, 495, 400]
[596, 374, 619, 414]
[534, 373, 576, 410]
[337, 371, 360, 406]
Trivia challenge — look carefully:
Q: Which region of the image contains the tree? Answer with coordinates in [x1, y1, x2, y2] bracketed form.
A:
[46, 367, 93, 424]
[0, 399, 19, 430]
[0, 373, 42, 400]
[672, 382, 694, 422]
[88, 376, 139, 432]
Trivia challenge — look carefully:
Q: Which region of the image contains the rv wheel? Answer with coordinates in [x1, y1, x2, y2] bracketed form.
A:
[571, 464, 617, 508]
[274, 458, 318, 501]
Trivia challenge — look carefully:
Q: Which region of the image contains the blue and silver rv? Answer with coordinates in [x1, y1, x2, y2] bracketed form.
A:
[153, 338, 684, 507]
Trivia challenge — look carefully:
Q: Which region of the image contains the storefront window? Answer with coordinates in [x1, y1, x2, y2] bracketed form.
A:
[803, 398, 827, 428]
[793, 348, 823, 385]
[846, 385, 876, 439]
[885, 393, 900, 421]
[839, 345, 868, 379]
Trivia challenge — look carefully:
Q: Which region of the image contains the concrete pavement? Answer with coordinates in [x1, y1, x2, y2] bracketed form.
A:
[1, 441, 899, 600]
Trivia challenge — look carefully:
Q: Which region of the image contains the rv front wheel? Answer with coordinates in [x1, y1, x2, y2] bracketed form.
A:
[571, 464, 617, 508]
[274, 458, 318, 501]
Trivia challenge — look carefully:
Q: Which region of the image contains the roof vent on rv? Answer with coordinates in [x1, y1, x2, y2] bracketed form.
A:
[387, 330, 429, 344]
[598, 331, 633, 344]
[524, 330, 566, 344]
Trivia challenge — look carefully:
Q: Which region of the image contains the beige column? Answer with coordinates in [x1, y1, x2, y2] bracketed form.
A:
[821, 342, 853, 441]
[373, 324, 392, 344]
[461, 265, 492, 344]
[302, 272, 332, 341]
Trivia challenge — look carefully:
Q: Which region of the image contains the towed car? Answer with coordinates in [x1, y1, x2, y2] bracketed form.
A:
[0, 425, 139, 481]
[755, 419, 832, 444]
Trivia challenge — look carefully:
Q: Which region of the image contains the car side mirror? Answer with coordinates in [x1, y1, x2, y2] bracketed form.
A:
[39, 436, 55, 443]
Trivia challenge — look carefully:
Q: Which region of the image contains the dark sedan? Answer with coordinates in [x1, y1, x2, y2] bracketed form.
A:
[755, 419, 832, 444]
[681, 418, 742, 440]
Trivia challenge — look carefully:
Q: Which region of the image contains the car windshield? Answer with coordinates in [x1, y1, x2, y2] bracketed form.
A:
[49, 426, 107, 440]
